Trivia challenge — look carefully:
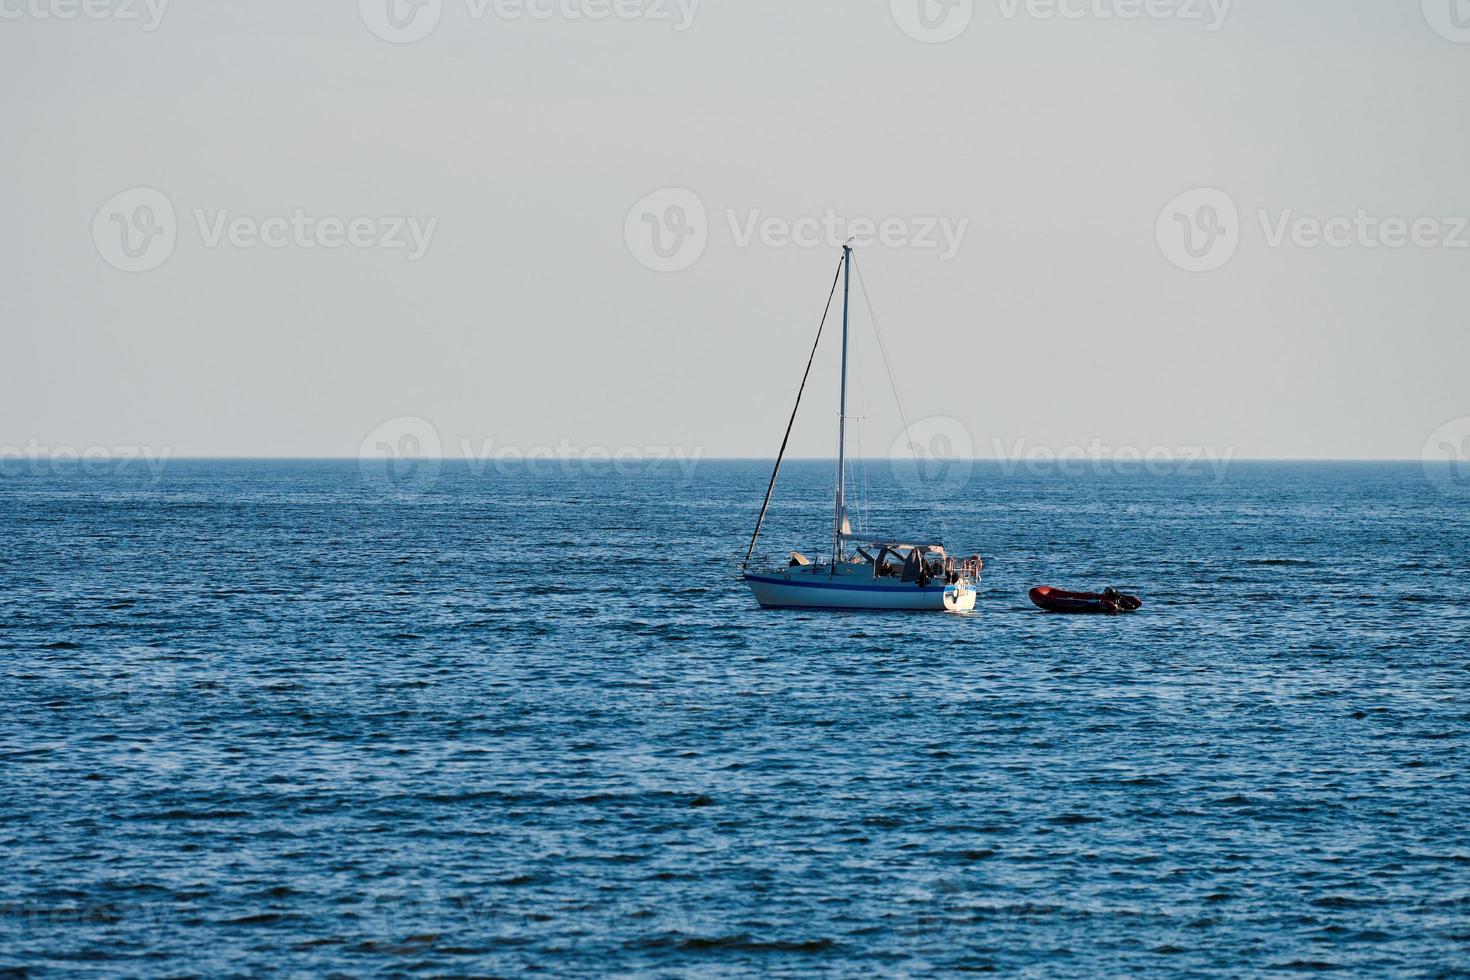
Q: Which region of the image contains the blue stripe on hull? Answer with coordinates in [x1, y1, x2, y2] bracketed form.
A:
[752, 603, 941, 613]
[743, 574, 948, 595]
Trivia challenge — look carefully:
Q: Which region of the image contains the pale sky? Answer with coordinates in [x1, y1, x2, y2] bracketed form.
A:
[2, 0, 1466, 459]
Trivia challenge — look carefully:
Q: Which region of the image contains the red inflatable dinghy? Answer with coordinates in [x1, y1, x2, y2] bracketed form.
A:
[1030, 586, 1143, 615]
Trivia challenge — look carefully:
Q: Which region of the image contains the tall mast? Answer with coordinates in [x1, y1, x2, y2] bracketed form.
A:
[833, 241, 852, 570]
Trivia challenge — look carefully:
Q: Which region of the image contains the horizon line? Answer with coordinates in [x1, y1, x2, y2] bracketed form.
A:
[10, 455, 1434, 464]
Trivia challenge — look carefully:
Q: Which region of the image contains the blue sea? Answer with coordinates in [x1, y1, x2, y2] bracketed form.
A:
[2, 458, 1468, 976]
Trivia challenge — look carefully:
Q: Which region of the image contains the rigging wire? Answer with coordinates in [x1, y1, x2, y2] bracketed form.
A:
[851, 253, 944, 514]
[850, 310, 870, 541]
[741, 254, 846, 573]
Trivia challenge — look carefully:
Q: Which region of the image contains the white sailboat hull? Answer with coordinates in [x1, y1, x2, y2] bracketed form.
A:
[745, 569, 978, 612]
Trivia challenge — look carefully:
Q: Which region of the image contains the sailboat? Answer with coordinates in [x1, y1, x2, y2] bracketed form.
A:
[741, 242, 982, 612]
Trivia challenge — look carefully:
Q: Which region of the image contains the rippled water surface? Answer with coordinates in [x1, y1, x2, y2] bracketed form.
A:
[2, 460, 1468, 975]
